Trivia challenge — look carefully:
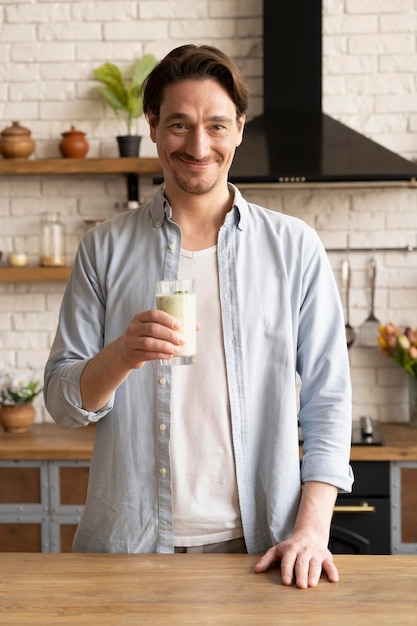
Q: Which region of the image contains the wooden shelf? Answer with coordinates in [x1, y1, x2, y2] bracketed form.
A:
[0, 267, 72, 282]
[0, 157, 162, 176]
[0, 158, 164, 284]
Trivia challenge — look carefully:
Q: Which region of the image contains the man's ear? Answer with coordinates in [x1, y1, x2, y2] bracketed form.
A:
[236, 115, 246, 147]
[148, 113, 158, 143]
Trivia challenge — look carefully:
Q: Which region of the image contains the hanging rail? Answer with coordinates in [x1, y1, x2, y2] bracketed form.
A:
[325, 245, 416, 253]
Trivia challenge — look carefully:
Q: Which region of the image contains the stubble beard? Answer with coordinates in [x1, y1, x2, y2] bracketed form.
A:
[170, 153, 222, 196]
[172, 173, 219, 196]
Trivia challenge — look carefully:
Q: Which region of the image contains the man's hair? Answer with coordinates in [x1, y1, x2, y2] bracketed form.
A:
[143, 44, 249, 123]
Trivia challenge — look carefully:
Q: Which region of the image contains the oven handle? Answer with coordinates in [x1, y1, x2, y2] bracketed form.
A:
[333, 502, 376, 513]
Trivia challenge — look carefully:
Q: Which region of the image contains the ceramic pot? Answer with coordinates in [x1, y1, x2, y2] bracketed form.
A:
[409, 376, 417, 429]
[0, 404, 36, 433]
[59, 125, 89, 158]
[0, 121, 35, 159]
[117, 135, 141, 157]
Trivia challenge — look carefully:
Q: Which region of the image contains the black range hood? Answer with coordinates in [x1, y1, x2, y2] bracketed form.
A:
[229, 0, 417, 185]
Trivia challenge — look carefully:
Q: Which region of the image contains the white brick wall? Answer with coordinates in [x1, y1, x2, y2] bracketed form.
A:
[0, 0, 416, 425]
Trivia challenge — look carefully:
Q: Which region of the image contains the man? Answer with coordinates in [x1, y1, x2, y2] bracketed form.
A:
[44, 44, 353, 588]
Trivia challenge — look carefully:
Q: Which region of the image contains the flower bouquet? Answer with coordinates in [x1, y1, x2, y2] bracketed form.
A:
[0, 367, 42, 433]
[0, 367, 43, 406]
[378, 323, 417, 428]
[377, 323, 417, 378]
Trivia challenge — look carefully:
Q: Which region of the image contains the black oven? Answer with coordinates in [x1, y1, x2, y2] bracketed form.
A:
[330, 460, 391, 554]
[299, 417, 391, 554]
[330, 418, 390, 554]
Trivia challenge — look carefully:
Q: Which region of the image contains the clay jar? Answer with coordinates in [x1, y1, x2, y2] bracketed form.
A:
[0, 121, 35, 159]
[59, 125, 89, 158]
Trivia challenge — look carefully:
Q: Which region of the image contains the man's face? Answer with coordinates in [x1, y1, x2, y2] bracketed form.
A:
[148, 79, 245, 196]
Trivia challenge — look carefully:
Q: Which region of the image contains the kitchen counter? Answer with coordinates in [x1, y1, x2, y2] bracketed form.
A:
[1, 422, 417, 461]
[350, 422, 417, 461]
[0, 422, 95, 460]
[0, 553, 415, 625]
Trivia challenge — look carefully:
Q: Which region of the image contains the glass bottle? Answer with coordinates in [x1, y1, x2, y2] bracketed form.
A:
[40, 212, 66, 267]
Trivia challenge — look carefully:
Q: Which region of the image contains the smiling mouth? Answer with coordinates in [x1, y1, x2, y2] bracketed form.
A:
[172, 153, 220, 168]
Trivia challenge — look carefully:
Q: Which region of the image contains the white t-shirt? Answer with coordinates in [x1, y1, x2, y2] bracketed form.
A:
[170, 246, 243, 546]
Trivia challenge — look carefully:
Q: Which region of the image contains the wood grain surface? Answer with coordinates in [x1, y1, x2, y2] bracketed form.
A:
[0, 423, 95, 460]
[0, 157, 162, 175]
[0, 267, 72, 283]
[1, 422, 417, 462]
[0, 554, 416, 625]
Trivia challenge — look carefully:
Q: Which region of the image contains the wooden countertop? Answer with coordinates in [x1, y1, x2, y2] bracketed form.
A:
[1, 421, 417, 461]
[0, 554, 415, 625]
[0, 422, 95, 460]
[351, 422, 417, 461]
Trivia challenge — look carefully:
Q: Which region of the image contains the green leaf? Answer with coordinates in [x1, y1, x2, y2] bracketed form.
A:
[93, 63, 126, 104]
[96, 86, 124, 113]
[126, 87, 143, 119]
[131, 54, 157, 88]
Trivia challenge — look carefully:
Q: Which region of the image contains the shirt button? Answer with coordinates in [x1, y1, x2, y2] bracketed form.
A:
[155, 220, 162, 227]
[159, 423, 166, 431]
[159, 377, 167, 385]
[168, 242, 176, 251]
[159, 468, 166, 475]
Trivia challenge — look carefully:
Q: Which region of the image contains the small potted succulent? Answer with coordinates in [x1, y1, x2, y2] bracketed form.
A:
[93, 54, 157, 156]
[0, 367, 43, 433]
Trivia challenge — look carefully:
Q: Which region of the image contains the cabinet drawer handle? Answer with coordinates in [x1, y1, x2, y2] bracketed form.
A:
[333, 502, 376, 513]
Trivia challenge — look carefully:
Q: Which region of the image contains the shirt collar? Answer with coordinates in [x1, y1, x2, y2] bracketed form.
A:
[149, 182, 248, 231]
[227, 183, 248, 231]
[149, 185, 169, 227]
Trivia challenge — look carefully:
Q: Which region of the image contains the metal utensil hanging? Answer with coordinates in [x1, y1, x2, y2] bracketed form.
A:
[357, 257, 380, 347]
[341, 259, 355, 349]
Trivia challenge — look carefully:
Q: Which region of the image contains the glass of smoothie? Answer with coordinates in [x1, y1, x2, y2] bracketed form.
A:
[155, 279, 197, 365]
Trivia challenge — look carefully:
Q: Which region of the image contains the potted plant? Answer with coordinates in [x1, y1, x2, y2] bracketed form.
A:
[93, 54, 157, 157]
[0, 367, 43, 433]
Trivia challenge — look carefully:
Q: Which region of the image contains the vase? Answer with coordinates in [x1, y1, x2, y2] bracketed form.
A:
[116, 135, 141, 157]
[59, 125, 89, 158]
[0, 121, 35, 159]
[409, 376, 417, 429]
[0, 404, 36, 433]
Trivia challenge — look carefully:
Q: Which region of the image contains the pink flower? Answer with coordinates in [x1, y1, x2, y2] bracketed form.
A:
[387, 334, 398, 348]
[385, 322, 397, 336]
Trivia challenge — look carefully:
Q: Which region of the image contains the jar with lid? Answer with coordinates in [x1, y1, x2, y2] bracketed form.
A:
[59, 125, 89, 158]
[40, 212, 66, 267]
[0, 121, 35, 159]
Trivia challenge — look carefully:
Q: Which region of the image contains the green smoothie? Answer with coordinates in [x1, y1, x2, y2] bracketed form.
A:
[156, 288, 197, 361]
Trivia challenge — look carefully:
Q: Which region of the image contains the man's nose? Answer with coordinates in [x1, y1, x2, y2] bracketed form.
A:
[186, 128, 210, 160]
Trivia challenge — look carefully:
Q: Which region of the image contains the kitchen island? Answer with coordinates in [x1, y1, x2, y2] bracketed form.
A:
[0, 553, 416, 625]
[0, 423, 417, 553]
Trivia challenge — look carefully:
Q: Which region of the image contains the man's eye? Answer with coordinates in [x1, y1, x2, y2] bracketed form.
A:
[172, 123, 186, 130]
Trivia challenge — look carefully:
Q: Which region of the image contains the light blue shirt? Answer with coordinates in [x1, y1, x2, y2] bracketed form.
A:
[44, 184, 353, 554]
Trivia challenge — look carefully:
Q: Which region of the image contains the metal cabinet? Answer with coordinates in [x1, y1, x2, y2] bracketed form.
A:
[0, 459, 89, 553]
